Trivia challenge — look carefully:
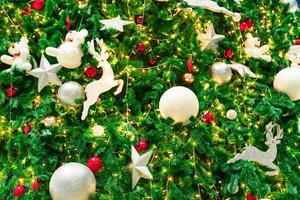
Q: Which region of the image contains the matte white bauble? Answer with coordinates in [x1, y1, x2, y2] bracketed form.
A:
[226, 109, 237, 120]
[159, 86, 199, 124]
[49, 162, 96, 200]
[92, 124, 104, 137]
[211, 62, 232, 85]
[273, 67, 300, 101]
[58, 81, 84, 105]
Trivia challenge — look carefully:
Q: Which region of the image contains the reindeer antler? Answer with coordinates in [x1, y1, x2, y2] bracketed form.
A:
[87, 39, 101, 62]
[275, 124, 284, 140]
[265, 122, 284, 140]
[95, 38, 109, 61]
[265, 121, 275, 140]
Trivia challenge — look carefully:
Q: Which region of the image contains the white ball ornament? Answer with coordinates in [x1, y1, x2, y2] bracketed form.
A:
[211, 62, 232, 85]
[58, 81, 84, 105]
[273, 67, 300, 101]
[49, 162, 96, 200]
[226, 109, 237, 120]
[159, 86, 199, 124]
[92, 124, 104, 137]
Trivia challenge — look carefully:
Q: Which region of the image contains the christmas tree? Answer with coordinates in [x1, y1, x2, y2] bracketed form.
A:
[0, 0, 300, 199]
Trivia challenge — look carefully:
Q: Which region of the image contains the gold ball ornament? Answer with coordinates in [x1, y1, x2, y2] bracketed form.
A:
[183, 73, 195, 84]
[43, 116, 56, 127]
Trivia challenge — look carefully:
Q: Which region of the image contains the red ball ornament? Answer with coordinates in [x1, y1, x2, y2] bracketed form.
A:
[22, 7, 32, 15]
[294, 38, 300, 45]
[13, 185, 25, 197]
[203, 112, 214, 124]
[224, 49, 234, 59]
[246, 193, 258, 200]
[149, 59, 158, 66]
[24, 123, 32, 135]
[136, 42, 146, 53]
[245, 19, 254, 29]
[32, 0, 45, 10]
[66, 16, 72, 31]
[31, 179, 40, 190]
[135, 15, 144, 25]
[5, 87, 17, 97]
[85, 66, 97, 78]
[239, 22, 248, 32]
[135, 140, 149, 152]
[87, 156, 103, 173]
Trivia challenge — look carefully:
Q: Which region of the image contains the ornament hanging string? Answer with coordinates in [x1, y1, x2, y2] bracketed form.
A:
[1, 8, 25, 123]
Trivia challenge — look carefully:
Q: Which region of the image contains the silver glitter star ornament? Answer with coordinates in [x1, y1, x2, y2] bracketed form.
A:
[198, 23, 225, 51]
[130, 146, 153, 189]
[28, 55, 62, 92]
[100, 15, 133, 32]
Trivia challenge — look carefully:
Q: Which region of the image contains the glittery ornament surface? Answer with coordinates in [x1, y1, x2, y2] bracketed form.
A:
[49, 162, 96, 200]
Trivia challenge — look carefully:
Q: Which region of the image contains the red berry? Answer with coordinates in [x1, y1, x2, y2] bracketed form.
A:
[136, 42, 146, 53]
[203, 112, 214, 124]
[187, 56, 193, 73]
[24, 123, 32, 135]
[135, 140, 149, 152]
[13, 185, 25, 197]
[5, 87, 17, 97]
[224, 49, 234, 59]
[245, 19, 254, 29]
[22, 7, 32, 15]
[66, 16, 72, 31]
[149, 59, 158, 66]
[32, 0, 45, 10]
[294, 38, 300, 45]
[87, 156, 103, 173]
[239, 22, 248, 32]
[32, 179, 40, 190]
[85, 66, 97, 78]
[246, 193, 258, 200]
[135, 15, 144, 25]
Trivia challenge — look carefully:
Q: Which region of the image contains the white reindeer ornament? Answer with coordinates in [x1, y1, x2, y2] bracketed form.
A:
[81, 38, 124, 120]
[227, 122, 284, 176]
[183, 0, 241, 22]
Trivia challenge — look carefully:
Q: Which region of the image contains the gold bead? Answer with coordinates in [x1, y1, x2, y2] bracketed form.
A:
[183, 73, 195, 84]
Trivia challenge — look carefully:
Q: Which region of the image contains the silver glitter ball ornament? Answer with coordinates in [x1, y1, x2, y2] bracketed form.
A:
[211, 62, 232, 85]
[57, 81, 84, 105]
[49, 162, 96, 200]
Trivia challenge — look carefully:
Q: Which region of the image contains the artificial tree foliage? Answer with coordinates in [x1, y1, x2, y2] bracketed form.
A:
[0, 0, 300, 199]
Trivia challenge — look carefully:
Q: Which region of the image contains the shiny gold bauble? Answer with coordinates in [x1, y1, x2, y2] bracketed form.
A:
[183, 73, 195, 84]
[43, 116, 56, 127]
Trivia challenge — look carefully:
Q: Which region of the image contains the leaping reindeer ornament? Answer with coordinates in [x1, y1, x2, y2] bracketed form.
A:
[183, 0, 241, 22]
[227, 122, 284, 176]
[81, 38, 124, 120]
